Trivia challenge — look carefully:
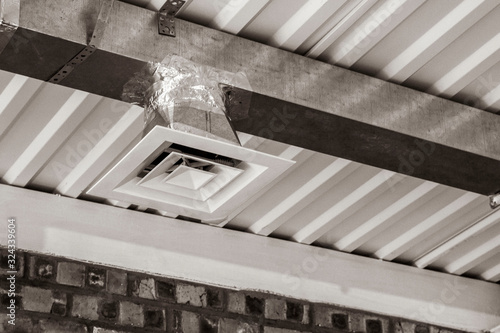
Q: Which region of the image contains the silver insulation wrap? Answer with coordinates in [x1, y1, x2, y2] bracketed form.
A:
[122, 55, 250, 145]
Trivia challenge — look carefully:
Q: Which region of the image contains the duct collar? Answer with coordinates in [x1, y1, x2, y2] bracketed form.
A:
[122, 55, 251, 145]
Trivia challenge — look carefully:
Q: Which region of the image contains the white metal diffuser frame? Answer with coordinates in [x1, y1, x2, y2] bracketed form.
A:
[88, 126, 295, 222]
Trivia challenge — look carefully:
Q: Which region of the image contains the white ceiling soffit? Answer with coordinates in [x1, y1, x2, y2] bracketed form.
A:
[124, 0, 500, 114]
[0, 69, 499, 285]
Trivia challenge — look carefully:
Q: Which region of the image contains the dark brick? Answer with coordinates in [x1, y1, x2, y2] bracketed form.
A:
[21, 286, 66, 313]
[176, 284, 206, 307]
[51, 290, 67, 316]
[176, 311, 199, 332]
[107, 270, 127, 295]
[367, 319, 383, 333]
[51, 302, 67, 316]
[349, 313, 365, 331]
[220, 318, 258, 333]
[87, 267, 106, 289]
[415, 324, 430, 333]
[332, 313, 348, 329]
[245, 296, 263, 315]
[0, 316, 33, 332]
[1, 293, 21, 309]
[0, 252, 7, 269]
[144, 308, 166, 329]
[313, 305, 333, 327]
[286, 301, 303, 321]
[57, 262, 85, 287]
[265, 298, 286, 320]
[200, 317, 219, 333]
[227, 292, 245, 314]
[119, 301, 144, 327]
[72, 295, 100, 320]
[100, 301, 119, 319]
[206, 289, 222, 309]
[128, 275, 140, 296]
[93, 329, 127, 333]
[37, 319, 88, 332]
[29, 256, 56, 280]
[302, 305, 310, 324]
[263, 328, 303, 333]
[0, 250, 24, 277]
[173, 312, 221, 333]
[157, 280, 176, 300]
[173, 310, 183, 331]
[128, 276, 156, 299]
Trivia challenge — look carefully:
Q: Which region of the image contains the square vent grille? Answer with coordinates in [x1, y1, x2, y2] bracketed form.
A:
[87, 126, 295, 222]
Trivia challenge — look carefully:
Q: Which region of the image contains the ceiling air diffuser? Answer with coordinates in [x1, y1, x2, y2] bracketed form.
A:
[87, 126, 295, 222]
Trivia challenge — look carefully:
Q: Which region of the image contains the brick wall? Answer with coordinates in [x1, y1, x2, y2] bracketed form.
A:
[0, 249, 466, 333]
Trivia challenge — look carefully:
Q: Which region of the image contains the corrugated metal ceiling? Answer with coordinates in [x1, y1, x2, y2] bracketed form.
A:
[1, 0, 499, 284]
[147, 0, 500, 114]
[0, 67, 498, 284]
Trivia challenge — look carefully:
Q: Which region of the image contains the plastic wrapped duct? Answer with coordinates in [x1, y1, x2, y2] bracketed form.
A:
[122, 55, 250, 145]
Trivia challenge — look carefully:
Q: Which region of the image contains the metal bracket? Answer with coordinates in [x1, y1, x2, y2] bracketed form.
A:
[48, 46, 97, 83]
[158, 0, 186, 37]
[48, 0, 114, 83]
[0, 0, 20, 54]
[1, 0, 20, 27]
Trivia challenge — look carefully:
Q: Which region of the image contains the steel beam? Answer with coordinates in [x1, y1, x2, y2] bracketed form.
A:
[224, 88, 500, 195]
